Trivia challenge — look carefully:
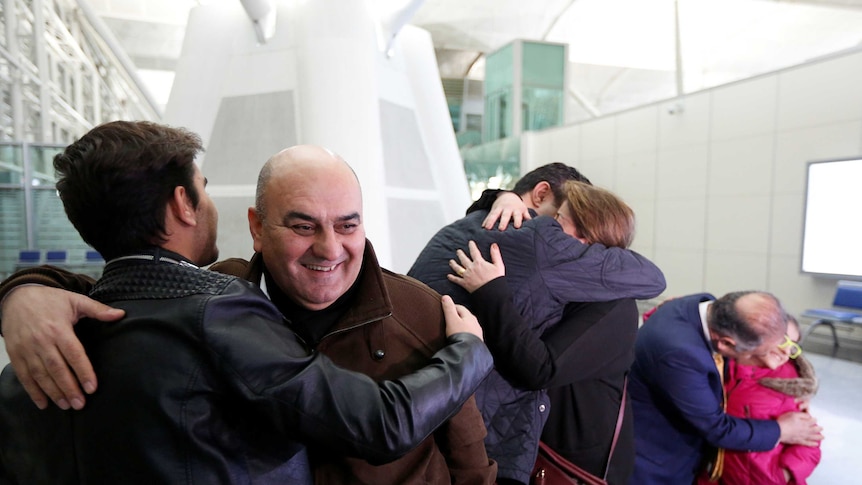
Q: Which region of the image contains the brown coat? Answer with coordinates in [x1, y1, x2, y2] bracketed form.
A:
[211, 242, 496, 485]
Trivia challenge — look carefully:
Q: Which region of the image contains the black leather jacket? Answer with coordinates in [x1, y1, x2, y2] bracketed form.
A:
[0, 250, 493, 484]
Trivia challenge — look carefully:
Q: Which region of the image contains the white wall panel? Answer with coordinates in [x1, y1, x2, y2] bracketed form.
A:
[626, 196, 655, 258]
[580, 117, 615, 160]
[704, 252, 768, 295]
[768, 254, 837, 315]
[654, 196, 707, 251]
[773, 121, 862, 194]
[770, 193, 805, 256]
[615, 151, 657, 199]
[547, 125, 580, 166]
[658, 92, 710, 148]
[708, 134, 774, 196]
[616, 106, 658, 155]
[776, 52, 862, 132]
[705, 195, 771, 253]
[656, 144, 709, 198]
[653, 249, 704, 297]
[711, 76, 778, 141]
[578, 157, 615, 188]
[521, 131, 552, 171]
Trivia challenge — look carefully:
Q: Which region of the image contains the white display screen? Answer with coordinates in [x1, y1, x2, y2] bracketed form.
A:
[801, 158, 862, 278]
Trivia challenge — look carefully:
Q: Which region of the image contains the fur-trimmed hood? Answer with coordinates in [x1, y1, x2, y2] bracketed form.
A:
[758, 354, 818, 399]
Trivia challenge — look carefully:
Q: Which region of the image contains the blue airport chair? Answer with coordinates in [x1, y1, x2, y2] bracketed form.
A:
[17, 250, 41, 265]
[85, 249, 104, 263]
[801, 280, 862, 348]
[44, 250, 68, 265]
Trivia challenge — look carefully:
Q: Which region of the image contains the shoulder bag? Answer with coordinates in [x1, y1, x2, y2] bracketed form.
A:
[531, 378, 628, 485]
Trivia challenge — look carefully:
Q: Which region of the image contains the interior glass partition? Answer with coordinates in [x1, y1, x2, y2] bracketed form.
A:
[0, 142, 98, 279]
[466, 40, 566, 198]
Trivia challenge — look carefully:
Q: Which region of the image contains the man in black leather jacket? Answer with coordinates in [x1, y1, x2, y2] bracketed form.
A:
[0, 121, 493, 484]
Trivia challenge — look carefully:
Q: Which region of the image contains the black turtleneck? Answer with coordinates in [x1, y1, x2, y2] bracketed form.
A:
[262, 265, 362, 349]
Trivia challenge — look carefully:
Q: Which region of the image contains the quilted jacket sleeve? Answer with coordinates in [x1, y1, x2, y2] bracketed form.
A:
[533, 220, 666, 301]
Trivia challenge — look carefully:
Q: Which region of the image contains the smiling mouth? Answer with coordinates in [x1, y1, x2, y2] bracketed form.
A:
[304, 263, 338, 272]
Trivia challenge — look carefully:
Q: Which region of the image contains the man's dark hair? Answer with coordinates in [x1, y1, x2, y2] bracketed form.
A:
[53, 121, 204, 260]
[512, 163, 591, 206]
[709, 291, 787, 352]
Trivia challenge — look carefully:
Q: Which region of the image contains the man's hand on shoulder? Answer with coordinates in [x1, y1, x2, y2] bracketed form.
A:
[2, 286, 124, 410]
[441, 295, 483, 341]
[483, 192, 530, 230]
[776, 411, 824, 447]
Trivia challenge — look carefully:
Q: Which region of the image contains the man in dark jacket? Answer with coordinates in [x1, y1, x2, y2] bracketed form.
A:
[0, 121, 493, 484]
[407, 164, 665, 484]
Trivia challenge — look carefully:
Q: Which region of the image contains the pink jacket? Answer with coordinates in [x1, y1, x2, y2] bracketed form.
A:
[700, 356, 821, 485]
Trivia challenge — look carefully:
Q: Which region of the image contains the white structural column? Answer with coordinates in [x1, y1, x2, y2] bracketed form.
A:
[292, 0, 391, 262]
[165, 0, 470, 269]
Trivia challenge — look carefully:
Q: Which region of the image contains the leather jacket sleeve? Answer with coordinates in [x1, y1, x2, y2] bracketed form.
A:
[204, 280, 494, 464]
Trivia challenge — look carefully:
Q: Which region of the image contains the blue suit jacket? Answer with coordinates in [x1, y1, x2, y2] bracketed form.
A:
[628, 294, 781, 484]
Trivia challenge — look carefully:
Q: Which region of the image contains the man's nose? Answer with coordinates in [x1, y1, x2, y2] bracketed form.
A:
[312, 228, 341, 260]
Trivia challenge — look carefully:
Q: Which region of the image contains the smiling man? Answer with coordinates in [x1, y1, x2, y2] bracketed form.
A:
[212, 145, 496, 484]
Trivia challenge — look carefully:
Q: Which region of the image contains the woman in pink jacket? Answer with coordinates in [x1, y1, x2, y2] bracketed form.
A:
[700, 318, 821, 485]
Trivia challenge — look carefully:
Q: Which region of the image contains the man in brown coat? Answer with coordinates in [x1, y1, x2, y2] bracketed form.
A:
[216, 145, 495, 484]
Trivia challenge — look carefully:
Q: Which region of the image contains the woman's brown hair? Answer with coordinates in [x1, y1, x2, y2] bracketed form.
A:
[562, 180, 635, 248]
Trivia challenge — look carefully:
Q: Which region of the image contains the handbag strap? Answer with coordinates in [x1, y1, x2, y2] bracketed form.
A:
[600, 374, 628, 481]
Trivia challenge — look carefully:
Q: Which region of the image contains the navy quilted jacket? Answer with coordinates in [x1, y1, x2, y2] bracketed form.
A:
[408, 210, 665, 483]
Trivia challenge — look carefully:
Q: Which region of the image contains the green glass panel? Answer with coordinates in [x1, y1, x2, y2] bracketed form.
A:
[29, 145, 64, 184]
[0, 189, 26, 278]
[485, 43, 514, 94]
[0, 144, 24, 184]
[461, 137, 521, 200]
[522, 42, 565, 87]
[522, 86, 564, 131]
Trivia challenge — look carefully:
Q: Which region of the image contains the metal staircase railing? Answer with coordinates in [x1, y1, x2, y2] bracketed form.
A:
[0, 0, 161, 144]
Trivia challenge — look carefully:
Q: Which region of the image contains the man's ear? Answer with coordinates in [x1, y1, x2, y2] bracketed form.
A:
[170, 186, 197, 227]
[248, 207, 264, 253]
[530, 181, 553, 207]
[714, 335, 737, 356]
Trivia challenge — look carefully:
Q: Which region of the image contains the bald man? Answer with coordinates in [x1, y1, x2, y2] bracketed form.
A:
[1, 145, 496, 485]
[628, 291, 824, 485]
[219, 146, 495, 483]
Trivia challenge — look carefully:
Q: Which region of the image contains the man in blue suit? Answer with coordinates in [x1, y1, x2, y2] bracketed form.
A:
[628, 291, 823, 484]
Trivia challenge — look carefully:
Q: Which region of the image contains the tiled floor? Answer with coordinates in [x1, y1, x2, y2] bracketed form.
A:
[804, 347, 862, 484]
[0, 337, 858, 483]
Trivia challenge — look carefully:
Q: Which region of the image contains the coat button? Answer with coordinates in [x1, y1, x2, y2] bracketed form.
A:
[538, 404, 546, 413]
[373, 349, 385, 360]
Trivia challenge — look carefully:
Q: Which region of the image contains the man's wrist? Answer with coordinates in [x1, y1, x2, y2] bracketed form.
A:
[0, 283, 47, 335]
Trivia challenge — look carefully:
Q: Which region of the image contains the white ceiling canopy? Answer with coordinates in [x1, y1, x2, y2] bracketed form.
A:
[88, 0, 862, 118]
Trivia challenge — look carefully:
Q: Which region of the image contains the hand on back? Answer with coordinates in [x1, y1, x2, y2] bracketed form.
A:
[1, 286, 123, 410]
[447, 241, 505, 293]
[483, 192, 530, 230]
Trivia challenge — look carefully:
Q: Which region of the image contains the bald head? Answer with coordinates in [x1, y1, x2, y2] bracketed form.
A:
[255, 145, 360, 220]
[709, 291, 787, 352]
[248, 144, 367, 310]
